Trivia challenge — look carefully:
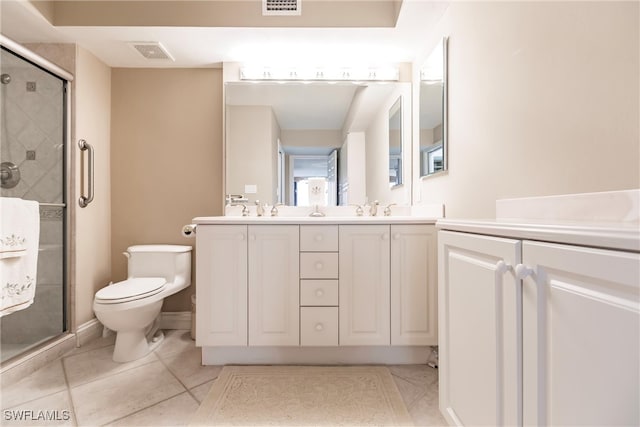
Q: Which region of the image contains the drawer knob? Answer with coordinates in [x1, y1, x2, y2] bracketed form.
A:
[314, 234, 323, 242]
[249, 234, 256, 241]
[237, 234, 245, 240]
[315, 323, 324, 331]
[315, 289, 325, 297]
[393, 233, 400, 240]
[315, 262, 324, 270]
[381, 233, 389, 240]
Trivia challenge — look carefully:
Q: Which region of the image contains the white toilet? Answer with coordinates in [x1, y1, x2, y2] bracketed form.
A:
[93, 244, 192, 362]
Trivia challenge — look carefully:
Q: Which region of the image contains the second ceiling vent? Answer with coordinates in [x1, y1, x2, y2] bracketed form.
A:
[263, 0, 301, 16]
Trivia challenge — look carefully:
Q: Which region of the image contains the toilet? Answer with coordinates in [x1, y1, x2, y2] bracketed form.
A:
[93, 245, 192, 362]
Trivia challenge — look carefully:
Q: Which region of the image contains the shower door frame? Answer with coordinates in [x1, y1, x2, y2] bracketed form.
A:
[0, 35, 75, 363]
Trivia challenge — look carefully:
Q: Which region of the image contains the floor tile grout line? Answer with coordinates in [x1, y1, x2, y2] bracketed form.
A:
[64, 355, 160, 390]
[62, 340, 116, 359]
[98, 390, 188, 427]
[152, 350, 204, 405]
[60, 358, 80, 427]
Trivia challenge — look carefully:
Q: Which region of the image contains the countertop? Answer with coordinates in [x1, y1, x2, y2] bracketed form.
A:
[192, 216, 439, 225]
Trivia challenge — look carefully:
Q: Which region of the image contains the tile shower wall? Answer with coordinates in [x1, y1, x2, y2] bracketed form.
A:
[1, 48, 66, 362]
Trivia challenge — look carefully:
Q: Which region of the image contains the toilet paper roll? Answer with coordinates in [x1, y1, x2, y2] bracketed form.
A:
[182, 224, 197, 238]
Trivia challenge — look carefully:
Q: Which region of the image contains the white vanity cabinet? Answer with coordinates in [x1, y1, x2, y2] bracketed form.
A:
[339, 225, 391, 345]
[248, 225, 299, 346]
[391, 224, 438, 345]
[438, 228, 640, 427]
[195, 225, 248, 346]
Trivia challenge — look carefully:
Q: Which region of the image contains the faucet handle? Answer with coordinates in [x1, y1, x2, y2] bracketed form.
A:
[271, 203, 284, 217]
[384, 203, 396, 217]
[350, 204, 364, 216]
[369, 200, 380, 216]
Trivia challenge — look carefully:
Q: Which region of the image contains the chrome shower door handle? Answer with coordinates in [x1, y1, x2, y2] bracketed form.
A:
[78, 139, 94, 208]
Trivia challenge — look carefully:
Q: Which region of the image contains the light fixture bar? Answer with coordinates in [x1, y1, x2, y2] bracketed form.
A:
[240, 67, 399, 82]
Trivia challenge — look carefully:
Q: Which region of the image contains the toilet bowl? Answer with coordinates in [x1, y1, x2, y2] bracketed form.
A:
[93, 245, 192, 362]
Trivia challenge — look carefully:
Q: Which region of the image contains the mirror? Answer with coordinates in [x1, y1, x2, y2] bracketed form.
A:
[225, 81, 412, 207]
[419, 37, 448, 177]
[388, 96, 403, 188]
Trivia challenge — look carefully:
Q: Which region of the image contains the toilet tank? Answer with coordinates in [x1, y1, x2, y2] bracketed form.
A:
[126, 245, 192, 287]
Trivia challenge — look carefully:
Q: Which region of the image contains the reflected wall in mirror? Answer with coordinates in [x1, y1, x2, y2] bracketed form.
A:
[419, 36, 448, 177]
[389, 96, 403, 187]
[225, 81, 412, 207]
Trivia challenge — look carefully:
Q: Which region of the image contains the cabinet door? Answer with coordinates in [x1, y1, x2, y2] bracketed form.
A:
[196, 225, 247, 346]
[248, 225, 299, 346]
[438, 230, 522, 427]
[391, 224, 437, 346]
[522, 241, 640, 427]
[339, 225, 390, 346]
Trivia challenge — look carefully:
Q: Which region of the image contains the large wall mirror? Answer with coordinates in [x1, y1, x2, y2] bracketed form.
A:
[419, 37, 448, 177]
[225, 81, 412, 207]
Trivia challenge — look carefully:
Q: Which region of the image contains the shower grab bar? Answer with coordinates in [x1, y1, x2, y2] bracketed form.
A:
[78, 139, 94, 208]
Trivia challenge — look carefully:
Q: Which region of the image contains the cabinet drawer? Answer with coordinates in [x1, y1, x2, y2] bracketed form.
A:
[300, 252, 339, 279]
[300, 280, 338, 306]
[300, 225, 339, 252]
[300, 307, 338, 346]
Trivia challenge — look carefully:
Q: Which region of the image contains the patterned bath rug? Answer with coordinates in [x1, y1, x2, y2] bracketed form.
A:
[189, 365, 414, 426]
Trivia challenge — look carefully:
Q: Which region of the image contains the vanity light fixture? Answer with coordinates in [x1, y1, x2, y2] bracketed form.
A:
[239, 67, 399, 82]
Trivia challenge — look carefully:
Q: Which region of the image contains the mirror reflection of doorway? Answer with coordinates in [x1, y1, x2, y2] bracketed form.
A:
[288, 150, 337, 206]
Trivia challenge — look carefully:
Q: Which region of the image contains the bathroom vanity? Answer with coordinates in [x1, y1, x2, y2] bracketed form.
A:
[437, 190, 640, 427]
[192, 215, 439, 365]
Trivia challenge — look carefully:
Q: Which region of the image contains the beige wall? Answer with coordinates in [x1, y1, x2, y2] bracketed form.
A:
[74, 46, 112, 326]
[415, 1, 640, 218]
[111, 68, 222, 312]
[226, 105, 278, 204]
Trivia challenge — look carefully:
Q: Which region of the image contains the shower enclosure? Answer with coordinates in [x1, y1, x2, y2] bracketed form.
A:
[0, 44, 69, 363]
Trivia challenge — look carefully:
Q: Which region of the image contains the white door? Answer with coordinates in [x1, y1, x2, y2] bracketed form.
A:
[196, 225, 247, 346]
[339, 225, 390, 345]
[248, 225, 300, 346]
[391, 224, 437, 346]
[522, 241, 640, 427]
[438, 230, 522, 427]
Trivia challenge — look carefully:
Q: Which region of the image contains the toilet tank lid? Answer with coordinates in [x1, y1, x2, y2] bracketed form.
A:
[128, 245, 192, 253]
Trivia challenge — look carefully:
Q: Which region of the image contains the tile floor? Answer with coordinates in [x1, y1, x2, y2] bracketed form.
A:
[1, 330, 447, 426]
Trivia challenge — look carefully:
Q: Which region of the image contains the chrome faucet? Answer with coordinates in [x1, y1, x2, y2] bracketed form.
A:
[350, 204, 364, 216]
[255, 200, 265, 217]
[241, 204, 249, 216]
[383, 203, 396, 217]
[368, 200, 380, 216]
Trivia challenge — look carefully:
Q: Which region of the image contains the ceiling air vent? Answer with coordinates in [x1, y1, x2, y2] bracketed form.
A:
[129, 42, 175, 61]
[263, 0, 301, 16]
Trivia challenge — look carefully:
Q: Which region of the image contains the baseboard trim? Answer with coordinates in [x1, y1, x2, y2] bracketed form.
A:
[160, 311, 191, 330]
[75, 318, 103, 347]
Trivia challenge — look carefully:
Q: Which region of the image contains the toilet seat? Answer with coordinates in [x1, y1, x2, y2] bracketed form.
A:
[95, 278, 166, 304]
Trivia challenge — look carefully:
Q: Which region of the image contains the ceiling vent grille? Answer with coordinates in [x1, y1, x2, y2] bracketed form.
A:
[263, 0, 301, 16]
[129, 42, 175, 61]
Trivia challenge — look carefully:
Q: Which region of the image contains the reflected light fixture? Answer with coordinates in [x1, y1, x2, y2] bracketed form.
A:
[240, 66, 399, 82]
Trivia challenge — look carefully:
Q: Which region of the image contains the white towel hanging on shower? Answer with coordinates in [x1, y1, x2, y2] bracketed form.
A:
[0, 197, 40, 317]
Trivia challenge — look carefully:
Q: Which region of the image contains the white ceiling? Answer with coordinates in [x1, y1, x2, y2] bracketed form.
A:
[0, 0, 449, 68]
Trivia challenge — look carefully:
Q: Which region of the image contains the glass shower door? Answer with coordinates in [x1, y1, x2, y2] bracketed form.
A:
[0, 46, 67, 363]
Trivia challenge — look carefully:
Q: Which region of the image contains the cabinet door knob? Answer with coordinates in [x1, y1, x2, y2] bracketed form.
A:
[393, 233, 400, 240]
[314, 234, 324, 242]
[381, 233, 389, 240]
[315, 323, 324, 331]
[315, 262, 324, 270]
[249, 234, 256, 241]
[515, 264, 534, 280]
[237, 234, 245, 240]
[315, 289, 325, 297]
